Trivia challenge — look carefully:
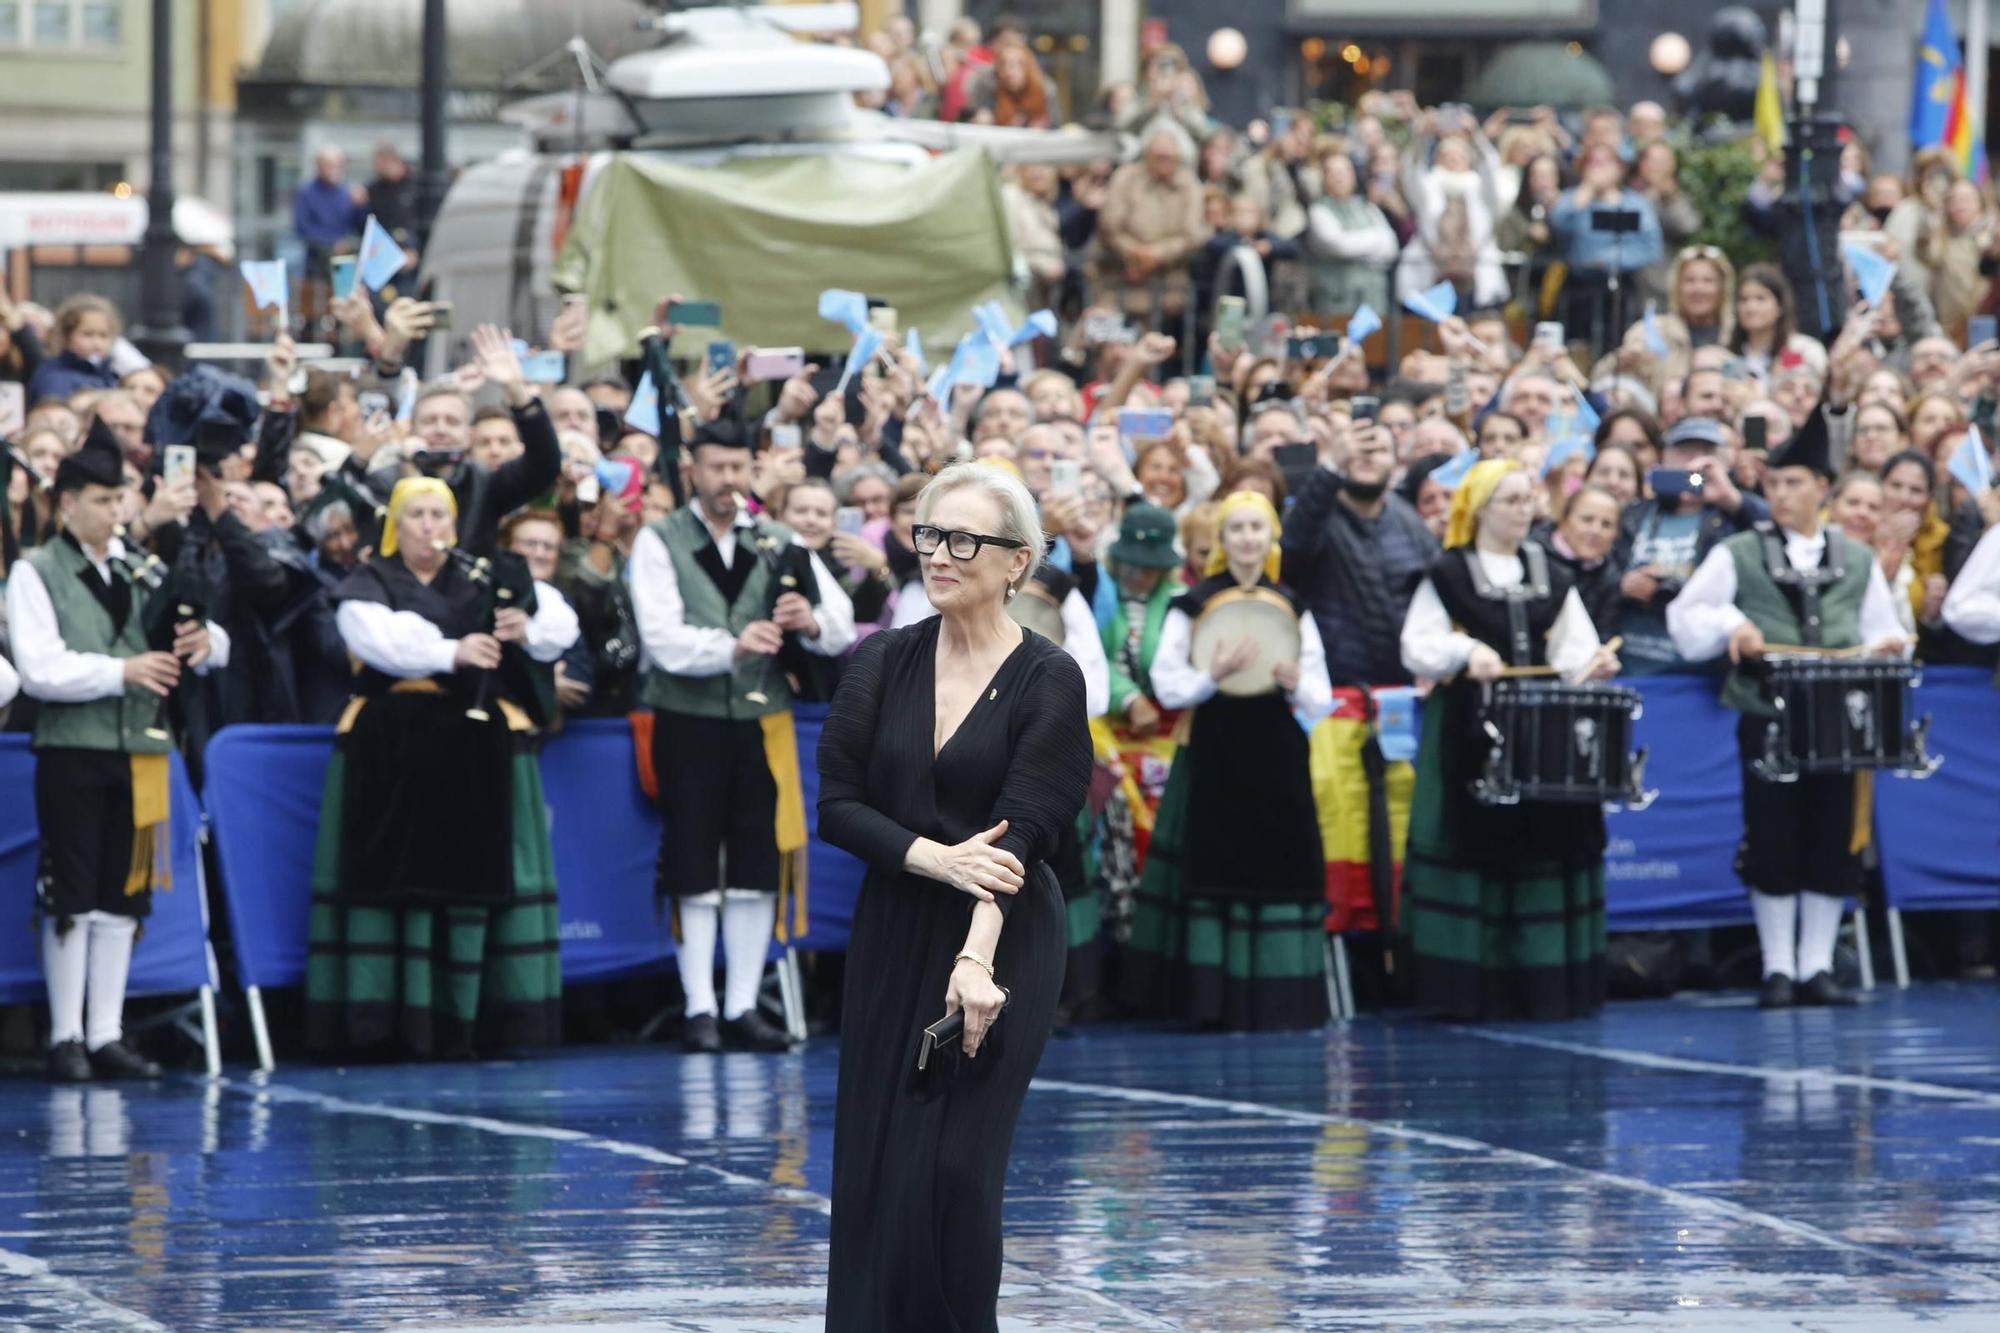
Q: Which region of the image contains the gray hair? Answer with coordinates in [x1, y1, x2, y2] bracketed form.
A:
[914, 462, 1044, 593]
[833, 461, 897, 505]
[303, 499, 353, 544]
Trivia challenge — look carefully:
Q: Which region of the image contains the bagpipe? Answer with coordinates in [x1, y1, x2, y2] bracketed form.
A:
[438, 540, 556, 728]
[745, 522, 828, 707]
[108, 525, 211, 745]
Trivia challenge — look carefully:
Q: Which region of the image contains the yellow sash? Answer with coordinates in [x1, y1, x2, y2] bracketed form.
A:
[124, 753, 171, 896]
[761, 710, 810, 941]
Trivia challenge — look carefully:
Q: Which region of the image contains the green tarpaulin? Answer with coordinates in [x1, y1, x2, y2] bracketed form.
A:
[552, 149, 1020, 363]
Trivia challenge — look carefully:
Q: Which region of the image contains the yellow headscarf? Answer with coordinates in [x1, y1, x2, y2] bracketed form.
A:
[1444, 458, 1524, 550]
[1204, 489, 1283, 583]
[381, 477, 458, 557]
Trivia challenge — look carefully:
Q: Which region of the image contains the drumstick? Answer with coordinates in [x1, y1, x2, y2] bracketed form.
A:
[1497, 636, 1625, 681]
[1760, 642, 1873, 658]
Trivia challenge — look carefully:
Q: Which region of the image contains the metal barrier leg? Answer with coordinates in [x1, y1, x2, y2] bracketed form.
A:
[1887, 907, 1911, 989]
[1326, 934, 1355, 1021]
[1852, 905, 1876, 992]
[246, 984, 276, 1073]
[779, 947, 807, 1044]
[199, 984, 222, 1077]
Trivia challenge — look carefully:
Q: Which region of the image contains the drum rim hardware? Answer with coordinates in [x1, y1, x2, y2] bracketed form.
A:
[1751, 654, 1942, 783]
[1471, 678, 1656, 811]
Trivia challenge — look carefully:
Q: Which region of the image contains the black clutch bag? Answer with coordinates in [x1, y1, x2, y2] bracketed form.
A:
[914, 988, 1010, 1074]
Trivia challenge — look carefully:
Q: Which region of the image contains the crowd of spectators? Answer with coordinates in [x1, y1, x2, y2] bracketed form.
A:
[8, 17, 2000, 1055]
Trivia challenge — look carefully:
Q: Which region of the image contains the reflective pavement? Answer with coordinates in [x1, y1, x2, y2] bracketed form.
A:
[1, 985, 1997, 1329]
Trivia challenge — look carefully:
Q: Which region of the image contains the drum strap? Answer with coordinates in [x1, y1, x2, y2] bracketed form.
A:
[1465, 542, 1552, 666]
[1758, 525, 1844, 649]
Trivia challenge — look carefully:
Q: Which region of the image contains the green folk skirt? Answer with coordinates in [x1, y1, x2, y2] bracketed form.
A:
[1403, 714, 1607, 1022]
[1120, 754, 1330, 1032]
[304, 743, 563, 1060]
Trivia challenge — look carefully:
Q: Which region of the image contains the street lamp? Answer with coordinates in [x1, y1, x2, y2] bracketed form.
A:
[128, 0, 189, 363]
[417, 0, 449, 251]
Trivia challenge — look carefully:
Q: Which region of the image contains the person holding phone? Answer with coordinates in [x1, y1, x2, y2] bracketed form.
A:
[1667, 412, 1908, 1008]
[1612, 416, 1768, 674]
[817, 464, 1091, 1332]
[6, 426, 232, 1081]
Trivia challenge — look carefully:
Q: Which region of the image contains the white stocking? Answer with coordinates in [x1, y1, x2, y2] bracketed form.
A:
[720, 893, 777, 1021]
[1750, 892, 1799, 980]
[676, 899, 720, 1019]
[1796, 892, 1847, 981]
[41, 918, 87, 1047]
[85, 914, 138, 1051]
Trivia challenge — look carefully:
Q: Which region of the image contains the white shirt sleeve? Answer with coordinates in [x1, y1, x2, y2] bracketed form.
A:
[1665, 543, 1745, 662]
[1547, 587, 1602, 677]
[196, 621, 231, 674]
[1399, 577, 1480, 679]
[1857, 556, 1911, 653]
[1943, 523, 2000, 644]
[1292, 612, 1333, 719]
[0, 651, 17, 709]
[525, 581, 581, 663]
[1148, 606, 1215, 709]
[335, 600, 460, 678]
[1060, 588, 1110, 718]
[801, 545, 856, 657]
[627, 525, 738, 677]
[3, 560, 128, 703]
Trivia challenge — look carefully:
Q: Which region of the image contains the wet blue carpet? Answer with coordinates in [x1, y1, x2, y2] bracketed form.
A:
[1, 985, 1997, 1329]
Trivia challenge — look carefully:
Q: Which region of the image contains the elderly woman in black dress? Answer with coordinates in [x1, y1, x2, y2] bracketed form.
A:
[818, 461, 1093, 1332]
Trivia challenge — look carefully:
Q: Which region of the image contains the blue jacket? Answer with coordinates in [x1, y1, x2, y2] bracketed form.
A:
[294, 177, 363, 248]
[1549, 189, 1663, 273]
[26, 349, 118, 403]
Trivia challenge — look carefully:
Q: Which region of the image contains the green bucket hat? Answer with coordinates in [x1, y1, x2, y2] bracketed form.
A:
[1107, 501, 1182, 569]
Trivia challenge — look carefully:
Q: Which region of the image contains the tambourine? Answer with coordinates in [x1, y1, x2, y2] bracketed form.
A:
[1006, 579, 1066, 646]
[1189, 586, 1300, 697]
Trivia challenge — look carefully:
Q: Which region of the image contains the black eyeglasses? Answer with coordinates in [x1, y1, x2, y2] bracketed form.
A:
[911, 524, 1026, 561]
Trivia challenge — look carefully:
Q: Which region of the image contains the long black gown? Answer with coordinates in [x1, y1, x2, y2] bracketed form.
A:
[817, 618, 1093, 1332]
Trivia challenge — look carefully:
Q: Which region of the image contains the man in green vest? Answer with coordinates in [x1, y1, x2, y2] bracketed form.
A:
[1668, 410, 1907, 1009]
[628, 416, 854, 1053]
[4, 422, 231, 1081]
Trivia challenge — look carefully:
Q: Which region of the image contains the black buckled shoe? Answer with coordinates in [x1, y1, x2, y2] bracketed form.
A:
[86, 1040, 161, 1080]
[721, 1010, 795, 1052]
[1758, 974, 1796, 1009]
[681, 1013, 723, 1054]
[1797, 971, 1858, 1007]
[47, 1040, 92, 1083]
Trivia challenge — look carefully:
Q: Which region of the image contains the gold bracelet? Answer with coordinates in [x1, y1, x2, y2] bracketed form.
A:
[954, 951, 995, 980]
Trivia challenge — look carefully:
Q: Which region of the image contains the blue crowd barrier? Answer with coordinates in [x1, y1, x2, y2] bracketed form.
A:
[0, 737, 214, 1004]
[127, 674, 2000, 1012]
[202, 707, 871, 993]
[1874, 667, 2000, 914]
[1602, 673, 1754, 932]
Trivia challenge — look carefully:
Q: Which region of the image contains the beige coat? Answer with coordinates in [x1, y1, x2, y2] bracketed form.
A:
[1094, 162, 1210, 317]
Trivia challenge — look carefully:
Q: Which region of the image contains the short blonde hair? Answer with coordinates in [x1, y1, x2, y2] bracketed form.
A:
[914, 461, 1044, 592]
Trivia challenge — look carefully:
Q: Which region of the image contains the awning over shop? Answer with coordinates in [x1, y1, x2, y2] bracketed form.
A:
[0, 193, 235, 257]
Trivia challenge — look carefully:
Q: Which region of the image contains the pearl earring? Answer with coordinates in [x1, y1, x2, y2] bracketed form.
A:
[1006, 586, 1017, 599]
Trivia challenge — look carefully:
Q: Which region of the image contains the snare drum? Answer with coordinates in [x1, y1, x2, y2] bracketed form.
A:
[1471, 680, 1654, 809]
[1189, 586, 1301, 697]
[1751, 655, 1941, 782]
[1007, 579, 1066, 645]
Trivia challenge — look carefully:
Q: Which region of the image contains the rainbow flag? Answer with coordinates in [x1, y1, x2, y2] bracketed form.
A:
[1913, 0, 1987, 178]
